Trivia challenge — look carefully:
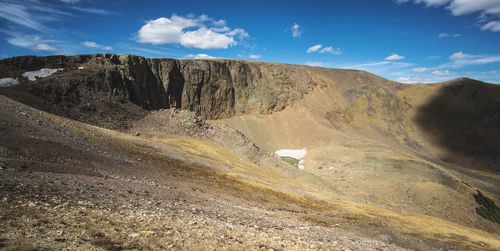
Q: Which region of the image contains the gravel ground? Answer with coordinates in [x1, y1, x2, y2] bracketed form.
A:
[0, 96, 413, 250]
[0, 167, 409, 251]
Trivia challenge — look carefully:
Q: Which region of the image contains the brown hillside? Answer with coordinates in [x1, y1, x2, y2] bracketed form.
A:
[1, 54, 499, 250]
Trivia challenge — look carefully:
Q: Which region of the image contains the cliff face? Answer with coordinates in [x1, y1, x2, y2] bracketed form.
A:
[0, 54, 318, 120]
[146, 56, 319, 119]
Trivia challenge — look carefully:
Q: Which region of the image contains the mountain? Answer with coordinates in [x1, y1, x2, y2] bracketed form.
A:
[0, 54, 499, 250]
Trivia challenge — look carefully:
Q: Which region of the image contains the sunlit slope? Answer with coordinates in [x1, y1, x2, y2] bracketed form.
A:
[218, 68, 500, 233]
[4, 95, 499, 250]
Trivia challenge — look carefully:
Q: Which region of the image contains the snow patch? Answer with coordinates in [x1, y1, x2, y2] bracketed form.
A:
[0, 78, 17, 87]
[22, 68, 63, 81]
[275, 148, 307, 159]
[275, 148, 307, 169]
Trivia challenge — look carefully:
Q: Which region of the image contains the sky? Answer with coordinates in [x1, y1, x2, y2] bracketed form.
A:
[0, 0, 499, 84]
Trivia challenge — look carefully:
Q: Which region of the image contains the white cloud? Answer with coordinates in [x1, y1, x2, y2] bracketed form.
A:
[7, 34, 59, 52]
[385, 53, 405, 61]
[343, 61, 413, 76]
[444, 53, 500, 68]
[416, 51, 500, 69]
[419, 0, 449, 7]
[81, 41, 99, 48]
[0, 1, 115, 55]
[212, 19, 226, 27]
[33, 43, 57, 51]
[396, 76, 424, 83]
[124, 46, 173, 57]
[320, 46, 342, 55]
[448, 51, 500, 68]
[481, 21, 500, 32]
[211, 26, 231, 32]
[226, 28, 249, 40]
[449, 51, 466, 60]
[307, 44, 322, 53]
[0, 1, 115, 35]
[0, 2, 53, 34]
[306, 44, 342, 55]
[396, 0, 410, 4]
[237, 53, 262, 60]
[248, 54, 262, 60]
[137, 14, 248, 49]
[185, 53, 216, 59]
[394, 67, 458, 84]
[137, 16, 197, 45]
[448, 0, 500, 16]
[343, 57, 497, 84]
[345, 61, 413, 69]
[431, 69, 453, 76]
[180, 27, 236, 49]
[396, 75, 454, 83]
[342, 60, 417, 83]
[291, 23, 301, 38]
[397, 0, 449, 7]
[438, 32, 461, 38]
[397, 0, 500, 32]
[81, 41, 113, 51]
[393, 51, 500, 84]
[438, 33, 448, 38]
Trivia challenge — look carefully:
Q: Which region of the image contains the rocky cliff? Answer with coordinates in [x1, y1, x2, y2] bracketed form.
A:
[0, 54, 320, 121]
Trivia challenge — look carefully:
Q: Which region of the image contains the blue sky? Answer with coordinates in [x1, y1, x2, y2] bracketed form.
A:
[0, 0, 499, 83]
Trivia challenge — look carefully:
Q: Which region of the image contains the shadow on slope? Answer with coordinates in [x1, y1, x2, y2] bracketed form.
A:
[416, 78, 500, 173]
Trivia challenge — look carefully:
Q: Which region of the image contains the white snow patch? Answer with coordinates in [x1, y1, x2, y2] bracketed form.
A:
[0, 78, 17, 87]
[275, 148, 307, 169]
[275, 148, 307, 159]
[22, 68, 63, 81]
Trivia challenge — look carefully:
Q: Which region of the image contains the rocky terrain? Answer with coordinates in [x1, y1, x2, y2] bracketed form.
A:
[0, 54, 318, 123]
[0, 54, 499, 250]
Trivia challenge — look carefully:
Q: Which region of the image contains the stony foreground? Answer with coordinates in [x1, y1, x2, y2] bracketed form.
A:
[0, 167, 410, 251]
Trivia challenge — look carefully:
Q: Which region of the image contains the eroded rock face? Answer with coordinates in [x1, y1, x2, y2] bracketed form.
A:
[147, 57, 318, 119]
[0, 54, 318, 120]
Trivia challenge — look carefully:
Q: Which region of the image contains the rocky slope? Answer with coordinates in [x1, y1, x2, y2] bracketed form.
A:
[0, 96, 416, 250]
[1, 54, 499, 250]
[2, 94, 499, 251]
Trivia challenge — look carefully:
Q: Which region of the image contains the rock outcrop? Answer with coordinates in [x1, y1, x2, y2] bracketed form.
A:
[0, 54, 319, 120]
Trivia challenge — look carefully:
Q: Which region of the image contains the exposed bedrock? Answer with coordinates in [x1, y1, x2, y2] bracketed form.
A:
[0, 54, 317, 120]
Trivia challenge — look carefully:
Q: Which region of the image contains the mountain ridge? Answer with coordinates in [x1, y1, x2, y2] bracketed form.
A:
[3, 53, 493, 84]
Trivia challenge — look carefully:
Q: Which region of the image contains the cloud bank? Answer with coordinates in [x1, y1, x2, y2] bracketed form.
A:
[137, 14, 249, 49]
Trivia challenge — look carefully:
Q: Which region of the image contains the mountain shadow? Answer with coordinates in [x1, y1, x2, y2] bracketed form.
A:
[416, 78, 500, 173]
